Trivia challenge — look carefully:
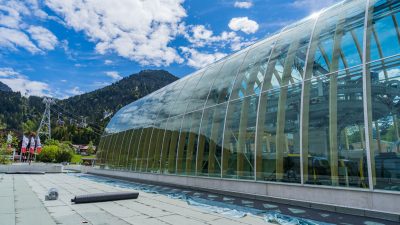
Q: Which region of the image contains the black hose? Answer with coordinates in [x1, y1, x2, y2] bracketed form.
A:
[71, 192, 139, 204]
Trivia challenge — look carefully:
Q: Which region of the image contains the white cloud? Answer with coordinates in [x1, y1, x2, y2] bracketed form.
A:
[0, 27, 41, 53]
[234, 1, 253, 9]
[0, 0, 58, 53]
[105, 71, 122, 80]
[60, 79, 67, 82]
[228, 17, 259, 34]
[0, 0, 58, 54]
[27, 26, 58, 50]
[0, 67, 19, 77]
[184, 25, 254, 51]
[291, 0, 340, 12]
[104, 60, 113, 65]
[45, 0, 187, 66]
[67, 86, 83, 96]
[0, 67, 50, 96]
[180, 47, 227, 69]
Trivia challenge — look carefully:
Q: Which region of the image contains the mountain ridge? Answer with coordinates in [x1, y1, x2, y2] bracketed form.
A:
[0, 69, 179, 143]
[0, 81, 12, 92]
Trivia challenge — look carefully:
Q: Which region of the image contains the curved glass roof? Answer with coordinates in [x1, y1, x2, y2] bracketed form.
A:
[105, 0, 364, 134]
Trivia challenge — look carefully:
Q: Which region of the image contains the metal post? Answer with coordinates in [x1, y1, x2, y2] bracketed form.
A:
[362, 0, 375, 190]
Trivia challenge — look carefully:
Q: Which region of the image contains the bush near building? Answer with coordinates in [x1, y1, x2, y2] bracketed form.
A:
[37, 140, 74, 163]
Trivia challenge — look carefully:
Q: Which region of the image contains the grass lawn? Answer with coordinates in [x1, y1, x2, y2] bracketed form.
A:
[71, 154, 96, 164]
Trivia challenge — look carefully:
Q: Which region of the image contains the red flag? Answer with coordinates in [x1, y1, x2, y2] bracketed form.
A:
[36, 136, 42, 154]
[29, 136, 35, 154]
[21, 135, 29, 154]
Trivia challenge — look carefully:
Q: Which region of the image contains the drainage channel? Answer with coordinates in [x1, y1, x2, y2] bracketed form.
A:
[69, 173, 396, 225]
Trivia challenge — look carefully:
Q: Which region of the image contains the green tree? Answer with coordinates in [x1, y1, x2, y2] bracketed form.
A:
[87, 141, 95, 155]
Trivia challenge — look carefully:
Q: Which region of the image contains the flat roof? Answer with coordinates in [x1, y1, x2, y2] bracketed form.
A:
[0, 173, 270, 225]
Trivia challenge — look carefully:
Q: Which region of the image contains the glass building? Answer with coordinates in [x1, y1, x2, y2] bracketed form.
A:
[98, 0, 400, 193]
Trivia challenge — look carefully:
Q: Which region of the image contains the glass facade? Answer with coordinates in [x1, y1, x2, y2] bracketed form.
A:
[99, 0, 400, 192]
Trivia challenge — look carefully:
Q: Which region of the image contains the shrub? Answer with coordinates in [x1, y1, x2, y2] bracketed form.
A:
[55, 143, 74, 163]
[0, 148, 10, 165]
[37, 145, 58, 163]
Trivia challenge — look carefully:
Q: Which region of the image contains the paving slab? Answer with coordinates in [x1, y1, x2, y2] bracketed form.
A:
[17, 173, 275, 225]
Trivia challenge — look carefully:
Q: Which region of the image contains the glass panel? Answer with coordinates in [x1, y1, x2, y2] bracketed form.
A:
[172, 71, 205, 116]
[160, 120, 172, 173]
[120, 130, 134, 170]
[136, 127, 152, 171]
[149, 120, 167, 173]
[205, 52, 248, 107]
[223, 95, 258, 180]
[230, 40, 275, 100]
[168, 115, 183, 174]
[116, 130, 128, 170]
[186, 62, 225, 112]
[143, 127, 155, 171]
[176, 110, 203, 175]
[368, 57, 400, 191]
[146, 122, 161, 172]
[197, 103, 227, 177]
[162, 78, 190, 118]
[256, 84, 301, 183]
[302, 66, 368, 188]
[126, 129, 141, 170]
[96, 137, 105, 165]
[261, 17, 315, 93]
[104, 135, 113, 167]
[368, 0, 400, 62]
[160, 116, 183, 174]
[111, 133, 121, 169]
[105, 98, 147, 133]
[306, 0, 366, 79]
[130, 129, 144, 171]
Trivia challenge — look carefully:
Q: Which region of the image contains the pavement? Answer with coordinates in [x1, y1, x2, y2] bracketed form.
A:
[0, 173, 272, 225]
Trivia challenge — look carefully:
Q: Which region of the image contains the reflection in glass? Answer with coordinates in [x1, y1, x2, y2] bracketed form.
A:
[230, 40, 275, 100]
[223, 95, 258, 179]
[368, 0, 400, 62]
[186, 62, 225, 112]
[303, 67, 368, 187]
[205, 52, 247, 107]
[197, 103, 227, 177]
[257, 86, 301, 183]
[368, 58, 400, 191]
[99, 0, 400, 192]
[176, 111, 202, 175]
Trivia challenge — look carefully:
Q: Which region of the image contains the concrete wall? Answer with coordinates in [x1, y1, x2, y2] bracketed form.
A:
[79, 167, 400, 221]
[0, 163, 63, 173]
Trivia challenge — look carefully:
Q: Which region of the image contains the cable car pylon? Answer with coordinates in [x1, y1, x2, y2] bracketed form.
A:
[37, 97, 55, 140]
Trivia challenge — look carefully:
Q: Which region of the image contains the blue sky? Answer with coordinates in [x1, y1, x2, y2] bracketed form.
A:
[0, 0, 340, 99]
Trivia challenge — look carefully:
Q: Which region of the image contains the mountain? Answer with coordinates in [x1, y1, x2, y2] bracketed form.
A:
[0, 81, 12, 92]
[0, 70, 178, 144]
[58, 69, 178, 126]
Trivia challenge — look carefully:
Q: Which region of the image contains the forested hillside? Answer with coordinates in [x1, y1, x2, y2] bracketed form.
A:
[0, 70, 178, 144]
